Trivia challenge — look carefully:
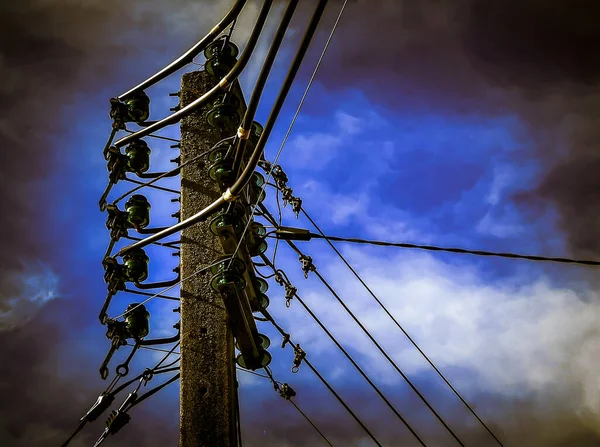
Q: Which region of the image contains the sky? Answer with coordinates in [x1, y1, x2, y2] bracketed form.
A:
[2, 0, 600, 446]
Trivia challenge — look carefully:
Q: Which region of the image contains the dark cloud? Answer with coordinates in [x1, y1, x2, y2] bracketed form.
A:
[4, 0, 600, 446]
[310, 0, 600, 259]
[0, 0, 206, 445]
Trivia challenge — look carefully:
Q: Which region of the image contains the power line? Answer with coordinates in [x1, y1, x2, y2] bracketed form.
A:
[273, 228, 600, 267]
[300, 209, 504, 446]
[227, 0, 347, 268]
[259, 253, 427, 446]
[110, 257, 231, 321]
[112, 136, 234, 205]
[259, 206, 465, 446]
[263, 366, 334, 447]
[62, 342, 182, 447]
[123, 128, 180, 143]
[260, 309, 382, 446]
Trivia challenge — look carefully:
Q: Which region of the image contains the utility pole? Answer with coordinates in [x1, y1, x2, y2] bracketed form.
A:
[178, 64, 266, 445]
[179, 70, 237, 447]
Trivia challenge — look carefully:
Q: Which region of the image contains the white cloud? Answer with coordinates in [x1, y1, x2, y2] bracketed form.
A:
[284, 110, 373, 169]
[273, 246, 600, 420]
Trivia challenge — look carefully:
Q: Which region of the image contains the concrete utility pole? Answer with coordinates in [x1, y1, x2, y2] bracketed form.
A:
[179, 70, 238, 447]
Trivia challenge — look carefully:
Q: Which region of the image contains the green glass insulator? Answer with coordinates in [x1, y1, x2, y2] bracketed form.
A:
[248, 172, 266, 204]
[123, 249, 149, 283]
[204, 40, 240, 59]
[250, 222, 266, 237]
[204, 41, 239, 79]
[208, 159, 234, 185]
[247, 238, 268, 258]
[124, 91, 150, 123]
[252, 277, 269, 294]
[246, 121, 264, 152]
[253, 293, 270, 312]
[236, 349, 272, 370]
[209, 205, 247, 236]
[210, 271, 246, 293]
[125, 303, 150, 339]
[126, 140, 151, 174]
[210, 255, 246, 276]
[125, 195, 151, 229]
[209, 211, 241, 236]
[208, 145, 229, 163]
[234, 333, 270, 351]
[207, 103, 241, 131]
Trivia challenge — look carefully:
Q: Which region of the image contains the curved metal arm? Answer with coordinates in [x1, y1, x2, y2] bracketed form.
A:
[136, 226, 170, 235]
[136, 169, 180, 179]
[118, 0, 248, 100]
[114, 0, 326, 258]
[114, 0, 273, 149]
[139, 324, 181, 346]
[134, 273, 181, 290]
[231, 0, 299, 177]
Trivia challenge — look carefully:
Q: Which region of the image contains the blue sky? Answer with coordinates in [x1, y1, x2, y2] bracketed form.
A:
[3, 1, 600, 446]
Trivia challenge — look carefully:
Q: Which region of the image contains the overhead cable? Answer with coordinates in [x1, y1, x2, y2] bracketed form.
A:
[299, 210, 504, 446]
[118, 0, 248, 99]
[260, 205, 465, 446]
[114, 0, 273, 148]
[227, 0, 347, 267]
[260, 309, 382, 446]
[273, 227, 600, 267]
[263, 366, 334, 447]
[115, 0, 330, 257]
[259, 253, 427, 446]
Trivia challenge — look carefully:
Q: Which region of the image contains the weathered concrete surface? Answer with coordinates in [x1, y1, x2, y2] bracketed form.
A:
[179, 70, 237, 447]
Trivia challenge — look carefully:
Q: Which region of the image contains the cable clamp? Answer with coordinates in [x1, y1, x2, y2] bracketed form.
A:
[279, 383, 296, 400]
[292, 345, 306, 373]
[284, 284, 297, 308]
[219, 77, 231, 89]
[275, 227, 312, 241]
[299, 254, 316, 278]
[222, 188, 239, 202]
[289, 197, 303, 218]
[237, 127, 250, 140]
[281, 332, 291, 349]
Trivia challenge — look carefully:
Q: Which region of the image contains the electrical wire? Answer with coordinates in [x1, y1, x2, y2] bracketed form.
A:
[260, 309, 382, 446]
[289, 241, 465, 446]
[230, 0, 300, 177]
[123, 177, 180, 195]
[118, 0, 248, 99]
[112, 136, 234, 205]
[263, 366, 334, 447]
[123, 128, 180, 143]
[298, 232, 600, 267]
[227, 0, 346, 268]
[272, 187, 283, 265]
[62, 343, 182, 447]
[258, 253, 427, 445]
[301, 210, 505, 446]
[130, 343, 182, 356]
[114, 0, 273, 148]
[122, 288, 180, 302]
[110, 257, 231, 321]
[259, 205, 464, 446]
[115, 0, 329, 258]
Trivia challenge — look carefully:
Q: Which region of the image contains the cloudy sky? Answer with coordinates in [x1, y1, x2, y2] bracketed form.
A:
[2, 0, 600, 446]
